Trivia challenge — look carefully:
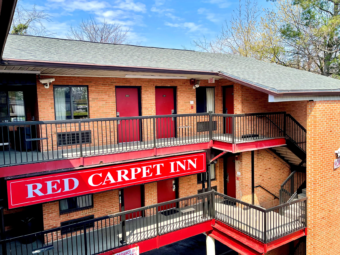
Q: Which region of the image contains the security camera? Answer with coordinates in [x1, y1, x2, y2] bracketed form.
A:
[39, 78, 55, 89]
[193, 84, 200, 89]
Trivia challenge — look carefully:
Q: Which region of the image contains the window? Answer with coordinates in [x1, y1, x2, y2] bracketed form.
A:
[61, 215, 94, 235]
[196, 87, 215, 113]
[197, 164, 216, 183]
[59, 194, 93, 214]
[54, 86, 89, 120]
[0, 91, 26, 122]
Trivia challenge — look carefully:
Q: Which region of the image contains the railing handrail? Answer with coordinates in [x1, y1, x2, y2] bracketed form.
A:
[266, 197, 307, 212]
[214, 191, 267, 212]
[255, 185, 279, 200]
[280, 171, 297, 188]
[286, 114, 306, 133]
[0, 191, 214, 244]
[212, 112, 286, 117]
[0, 112, 289, 126]
[0, 113, 212, 126]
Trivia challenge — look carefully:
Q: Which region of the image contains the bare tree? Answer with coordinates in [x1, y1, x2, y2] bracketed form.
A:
[11, 1, 50, 35]
[194, 0, 285, 63]
[68, 18, 129, 44]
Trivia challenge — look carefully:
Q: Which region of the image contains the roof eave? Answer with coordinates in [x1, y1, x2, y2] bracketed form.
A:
[0, 0, 17, 60]
[218, 71, 340, 97]
[4, 58, 340, 97]
[2, 58, 217, 76]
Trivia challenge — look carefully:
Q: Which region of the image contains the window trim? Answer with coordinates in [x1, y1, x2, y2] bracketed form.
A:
[0, 90, 26, 122]
[59, 194, 94, 215]
[195, 87, 215, 114]
[53, 85, 89, 120]
[197, 164, 216, 184]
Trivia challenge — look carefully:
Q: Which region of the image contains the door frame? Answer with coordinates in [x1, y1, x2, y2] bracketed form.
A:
[115, 86, 142, 142]
[120, 184, 145, 217]
[223, 155, 236, 197]
[222, 85, 234, 115]
[222, 85, 234, 134]
[155, 86, 177, 138]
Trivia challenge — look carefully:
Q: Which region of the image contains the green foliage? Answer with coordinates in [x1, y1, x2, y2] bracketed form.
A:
[11, 23, 29, 35]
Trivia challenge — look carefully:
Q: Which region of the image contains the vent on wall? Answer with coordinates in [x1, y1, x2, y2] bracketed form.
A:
[57, 131, 91, 146]
[197, 121, 217, 132]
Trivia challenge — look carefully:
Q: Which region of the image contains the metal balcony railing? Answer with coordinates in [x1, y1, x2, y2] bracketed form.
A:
[0, 191, 307, 255]
[0, 112, 297, 167]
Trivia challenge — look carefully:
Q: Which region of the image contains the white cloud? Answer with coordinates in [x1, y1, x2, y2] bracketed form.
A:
[198, 8, 222, 23]
[204, 0, 231, 8]
[48, 0, 109, 12]
[165, 22, 202, 32]
[115, 0, 146, 13]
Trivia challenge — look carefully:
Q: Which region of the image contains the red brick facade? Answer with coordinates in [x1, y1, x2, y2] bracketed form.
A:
[1, 75, 312, 255]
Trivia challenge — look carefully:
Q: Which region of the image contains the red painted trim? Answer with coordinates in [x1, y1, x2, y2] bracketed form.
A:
[155, 143, 210, 156]
[158, 220, 213, 247]
[102, 220, 214, 255]
[265, 229, 306, 252]
[234, 138, 286, 153]
[212, 141, 233, 152]
[83, 149, 155, 166]
[1, 144, 210, 178]
[0, 158, 83, 178]
[209, 231, 263, 255]
[213, 221, 265, 253]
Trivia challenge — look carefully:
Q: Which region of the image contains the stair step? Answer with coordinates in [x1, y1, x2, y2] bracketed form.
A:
[298, 193, 306, 199]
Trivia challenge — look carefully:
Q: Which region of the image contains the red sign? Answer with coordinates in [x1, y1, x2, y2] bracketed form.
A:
[7, 153, 206, 209]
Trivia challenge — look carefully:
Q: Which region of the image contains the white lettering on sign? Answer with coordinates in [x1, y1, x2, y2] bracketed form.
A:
[115, 247, 139, 255]
[8, 153, 206, 209]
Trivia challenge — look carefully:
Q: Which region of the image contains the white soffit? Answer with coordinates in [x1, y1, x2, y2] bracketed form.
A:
[268, 94, 340, 102]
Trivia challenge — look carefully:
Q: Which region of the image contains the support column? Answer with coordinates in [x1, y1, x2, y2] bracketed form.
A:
[251, 151, 255, 205]
[206, 235, 216, 255]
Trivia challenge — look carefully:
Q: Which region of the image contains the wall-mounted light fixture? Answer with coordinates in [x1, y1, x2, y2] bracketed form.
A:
[39, 78, 55, 89]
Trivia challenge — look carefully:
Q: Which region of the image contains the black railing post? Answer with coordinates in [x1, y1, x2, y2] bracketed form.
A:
[202, 173, 207, 218]
[120, 189, 127, 244]
[263, 211, 267, 243]
[210, 191, 215, 218]
[79, 121, 83, 157]
[83, 224, 88, 255]
[153, 117, 157, 149]
[291, 173, 295, 196]
[232, 116, 235, 144]
[283, 113, 287, 137]
[156, 207, 160, 236]
[0, 207, 6, 255]
[209, 112, 213, 140]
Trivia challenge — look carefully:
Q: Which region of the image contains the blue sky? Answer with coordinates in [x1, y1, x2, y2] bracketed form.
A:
[19, 0, 272, 49]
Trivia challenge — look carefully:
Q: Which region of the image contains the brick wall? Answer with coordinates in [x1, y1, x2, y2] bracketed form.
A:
[236, 150, 290, 208]
[306, 100, 340, 255]
[43, 189, 119, 230]
[37, 76, 225, 121]
[233, 83, 307, 127]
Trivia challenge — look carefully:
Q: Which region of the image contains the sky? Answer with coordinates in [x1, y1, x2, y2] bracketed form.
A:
[18, 0, 272, 49]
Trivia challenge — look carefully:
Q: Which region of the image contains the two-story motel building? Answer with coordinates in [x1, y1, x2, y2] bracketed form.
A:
[1, 1, 340, 255]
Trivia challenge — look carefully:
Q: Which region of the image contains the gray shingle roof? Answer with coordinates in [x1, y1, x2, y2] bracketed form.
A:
[3, 34, 340, 94]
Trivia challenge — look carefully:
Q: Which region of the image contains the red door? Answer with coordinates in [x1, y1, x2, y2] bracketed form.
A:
[123, 185, 142, 220]
[116, 88, 140, 143]
[224, 156, 236, 198]
[224, 87, 234, 134]
[155, 88, 175, 139]
[157, 179, 177, 211]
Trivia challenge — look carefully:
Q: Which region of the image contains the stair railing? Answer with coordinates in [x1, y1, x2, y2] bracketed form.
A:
[280, 171, 306, 204]
[285, 114, 306, 153]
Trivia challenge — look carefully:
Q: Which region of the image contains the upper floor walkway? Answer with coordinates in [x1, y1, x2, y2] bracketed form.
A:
[0, 190, 307, 255]
[0, 112, 306, 177]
